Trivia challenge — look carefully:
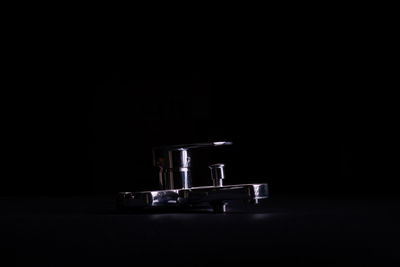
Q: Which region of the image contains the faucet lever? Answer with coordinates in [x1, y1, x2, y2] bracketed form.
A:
[152, 141, 232, 190]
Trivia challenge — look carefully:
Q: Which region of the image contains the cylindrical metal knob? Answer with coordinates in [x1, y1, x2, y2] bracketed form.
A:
[167, 149, 192, 189]
[209, 163, 225, 187]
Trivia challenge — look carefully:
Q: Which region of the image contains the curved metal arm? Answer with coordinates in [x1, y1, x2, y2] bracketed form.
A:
[154, 141, 233, 151]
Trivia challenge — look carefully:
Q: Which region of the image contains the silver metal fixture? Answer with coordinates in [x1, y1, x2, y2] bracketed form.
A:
[209, 163, 225, 186]
[117, 141, 269, 213]
[152, 142, 232, 190]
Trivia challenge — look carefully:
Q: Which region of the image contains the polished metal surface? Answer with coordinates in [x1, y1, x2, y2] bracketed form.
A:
[152, 141, 232, 190]
[117, 183, 268, 212]
[119, 141, 268, 212]
[209, 163, 225, 186]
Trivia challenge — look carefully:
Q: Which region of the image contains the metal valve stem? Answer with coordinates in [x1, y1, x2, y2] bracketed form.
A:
[209, 163, 225, 187]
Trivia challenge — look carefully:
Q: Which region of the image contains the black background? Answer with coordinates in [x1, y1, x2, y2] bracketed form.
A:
[3, 68, 357, 197]
[3, 66, 399, 267]
[2, 11, 400, 265]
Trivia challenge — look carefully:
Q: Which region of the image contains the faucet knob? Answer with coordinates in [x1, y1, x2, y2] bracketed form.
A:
[209, 163, 225, 187]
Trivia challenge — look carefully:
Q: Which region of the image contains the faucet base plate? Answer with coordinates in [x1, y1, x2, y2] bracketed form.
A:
[117, 183, 268, 213]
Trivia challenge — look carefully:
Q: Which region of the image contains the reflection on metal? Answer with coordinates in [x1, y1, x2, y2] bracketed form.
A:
[118, 141, 269, 213]
[152, 142, 232, 190]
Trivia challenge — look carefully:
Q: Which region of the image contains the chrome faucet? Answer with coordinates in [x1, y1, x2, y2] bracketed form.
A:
[152, 141, 232, 190]
[117, 141, 268, 212]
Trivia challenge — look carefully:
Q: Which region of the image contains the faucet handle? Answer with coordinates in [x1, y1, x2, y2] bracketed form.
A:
[154, 141, 232, 152]
[152, 141, 232, 190]
[152, 141, 232, 167]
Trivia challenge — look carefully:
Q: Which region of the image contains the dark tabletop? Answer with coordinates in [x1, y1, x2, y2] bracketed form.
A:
[1, 196, 399, 266]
